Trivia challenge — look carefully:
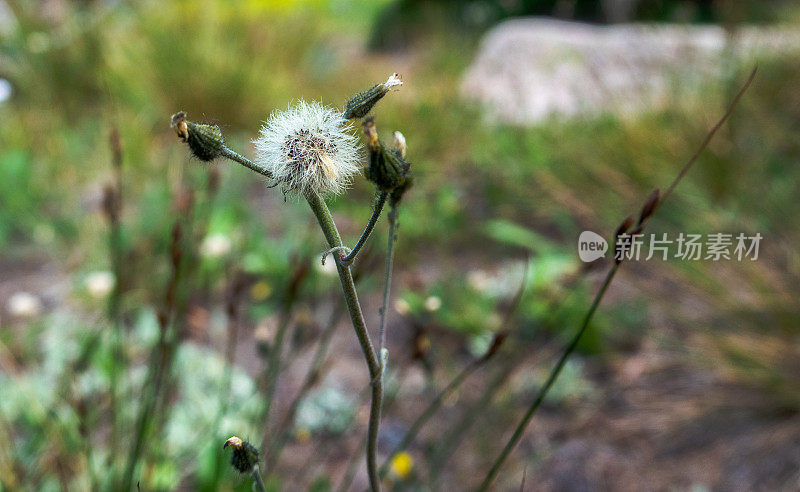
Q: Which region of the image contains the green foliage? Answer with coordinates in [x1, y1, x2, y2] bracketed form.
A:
[1, 0, 799, 489]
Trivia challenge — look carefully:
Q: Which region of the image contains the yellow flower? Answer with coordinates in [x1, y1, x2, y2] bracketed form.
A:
[389, 451, 414, 479]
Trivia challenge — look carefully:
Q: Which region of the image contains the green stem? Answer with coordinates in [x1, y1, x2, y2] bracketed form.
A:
[477, 263, 619, 490]
[305, 191, 383, 492]
[378, 204, 398, 355]
[252, 465, 267, 492]
[220, 146, 273, 179]
[341, 191, 388, 266]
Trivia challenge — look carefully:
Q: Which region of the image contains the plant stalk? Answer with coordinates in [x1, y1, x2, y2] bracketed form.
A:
[305, 191, 383, 492]
[341, 191, 388, 266]
[220, 146, 273, 179]
[377, 203, 398, 355]
[477, 263, 618, 490]
[251, 465, 267, 492]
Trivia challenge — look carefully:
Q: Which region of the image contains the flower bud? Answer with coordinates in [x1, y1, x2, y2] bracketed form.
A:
[638, 188, 660, 226]
[389, 170, 413, 206]
[392, 131, 407, 158]
[342, 73, 402, 120]
[171, 111, 224, 162]
[362, 118, 411, 192]
[614, 216, 635, 241]
[223, 436, 260, 474]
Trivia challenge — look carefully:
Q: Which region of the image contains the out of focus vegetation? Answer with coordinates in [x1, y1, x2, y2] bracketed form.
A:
[1, 0, 799, 490]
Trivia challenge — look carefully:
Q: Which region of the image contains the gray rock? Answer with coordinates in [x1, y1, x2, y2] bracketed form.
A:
[461, 18, 800, 124]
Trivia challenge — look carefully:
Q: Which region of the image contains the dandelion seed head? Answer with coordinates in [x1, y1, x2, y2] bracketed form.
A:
[254, 101, 361, 197]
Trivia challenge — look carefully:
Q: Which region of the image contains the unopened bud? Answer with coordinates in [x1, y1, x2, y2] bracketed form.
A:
[389, 172, 413, 206]
[363, 117, 380, 149]
[614, 216, 635, 240]
[392, 131, 407, 158]
[171, 111, 224, 162]
[638, 189, 660, 225]
[343, 73, 402, 120]
[223, 436, 260, 474]
[362, 118, 411, 192]
[380, 347, 389, 375]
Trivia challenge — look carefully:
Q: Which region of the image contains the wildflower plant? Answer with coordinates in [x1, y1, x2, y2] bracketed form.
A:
[254, 100, 361, 197]
[173, 74, 409, 491]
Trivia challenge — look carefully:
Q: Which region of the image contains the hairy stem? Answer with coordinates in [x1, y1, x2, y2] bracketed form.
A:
[220, 146, 273, 179]
[305, 191, 383, 492]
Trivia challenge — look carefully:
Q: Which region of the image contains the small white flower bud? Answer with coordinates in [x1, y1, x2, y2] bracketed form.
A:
[392, 131, 407, 158]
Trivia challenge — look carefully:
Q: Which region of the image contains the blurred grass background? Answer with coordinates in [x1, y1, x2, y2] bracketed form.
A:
[1, 0, 799, 490]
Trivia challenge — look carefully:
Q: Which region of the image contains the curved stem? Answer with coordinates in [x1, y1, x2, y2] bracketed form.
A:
[478, 263, 619, 490]
[341, 191, 388, 266]
[305, 192, 383, 492]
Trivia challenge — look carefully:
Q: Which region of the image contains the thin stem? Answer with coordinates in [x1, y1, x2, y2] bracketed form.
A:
[305, 192, 382, 492]
[123, 219, 187, 490]
[220, 146, 274, 179]
[336, 436, 366, 492]
[264, 302, 346, 473]
[379, 358, 480, 478]
[106, 127, 124, 483]
[378, 204, 398, 356]
[477, 263, 619, 490]
[380, 256, 528, 478]
[251, 465, 267, 492]
[258, 308, 291, 450]
[427, 357, 521, 487]
[341, 191, 388, 266]
[477, 66, 757, 490]
[661, 67, 756, 203]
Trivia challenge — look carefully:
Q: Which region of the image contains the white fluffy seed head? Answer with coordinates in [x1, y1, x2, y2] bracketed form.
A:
[254, 100, 361, 197]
